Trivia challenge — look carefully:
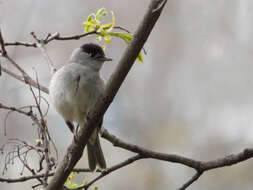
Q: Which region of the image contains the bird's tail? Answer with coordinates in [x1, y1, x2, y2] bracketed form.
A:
[87, 135, 106, 171]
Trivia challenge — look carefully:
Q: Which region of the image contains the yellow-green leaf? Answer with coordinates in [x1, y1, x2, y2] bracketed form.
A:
[96, 8, 107, 21]
[87, 14, 94, 22]
[109, 32, 133, 43]
[108, 32, 143, 62]
[137, 52, 144, 63]
[102, 23, 113, 30]
[104, 35, 112, 43]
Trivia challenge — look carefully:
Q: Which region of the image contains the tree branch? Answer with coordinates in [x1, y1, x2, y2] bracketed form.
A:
[101, 129, 201, 169]
[0, 29, 7, 56]
[3, 26, 128, 48]
[178, 171, 203, 190]
[101, 129, 253, 189]
[45, 1, 168, 189]
[1, 66, 49, 94]
[0, 173, 54, 184]
[0, 168, 93, 184]
[0, 30, 49, 96]
[80, 155, 144, 190]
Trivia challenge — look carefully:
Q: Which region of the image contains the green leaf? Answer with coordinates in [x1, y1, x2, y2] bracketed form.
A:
[87, 13, 94, 22]
[137, 52, 144, 63]
[96, 8, 107, 21]
[108, 32, 143, 62]
[82, 8, 144, 63]
[108, 32, 133, 44]
[102, 23, 113, 30]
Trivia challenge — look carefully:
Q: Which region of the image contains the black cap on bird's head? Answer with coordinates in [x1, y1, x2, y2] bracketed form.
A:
[69, 43, 112, 71]
[80, 43, 112, 62]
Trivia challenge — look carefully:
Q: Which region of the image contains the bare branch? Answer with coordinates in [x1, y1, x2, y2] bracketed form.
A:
[0, 28, 6, 75]
[101, 129, 201, 169]
[45, 31, 97, 43]
[104, 130, 253, 171]
[36, 43, 57, 74]
[4, 41, 37, 47]
[1, 66, 49, 94]
[4, 54, 29, 77]
[101, 129, 253, 189]
[0, 41, 48, 96]
[0, 29, 7, 56]
[178, 171, 203, 190]
[26, 75, 53, 186]
[79, 155, 144, 190]
[0, 173, 54, 183]
[72, 168, 93, 173]
[0, 168, 94, 184]
[202, 148, 253, 170]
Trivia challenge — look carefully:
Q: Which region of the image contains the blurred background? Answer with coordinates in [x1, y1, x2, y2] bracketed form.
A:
[1, 0, 253, 189]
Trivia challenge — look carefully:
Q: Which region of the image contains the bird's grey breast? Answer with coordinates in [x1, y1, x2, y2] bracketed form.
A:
[49, 62, 105, 123]
[69, 63, 105, 123]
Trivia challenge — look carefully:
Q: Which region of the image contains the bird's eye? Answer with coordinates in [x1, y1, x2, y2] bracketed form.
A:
[90, 52, 97, 57]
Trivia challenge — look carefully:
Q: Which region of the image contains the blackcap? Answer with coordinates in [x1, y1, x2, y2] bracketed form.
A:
[49, 43, 112, 171]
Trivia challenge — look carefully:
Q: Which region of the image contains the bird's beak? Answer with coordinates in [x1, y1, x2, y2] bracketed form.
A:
[96, 56, 113, 62]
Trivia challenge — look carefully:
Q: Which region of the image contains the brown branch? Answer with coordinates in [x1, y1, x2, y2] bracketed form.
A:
[101, 129, 202, 169]
[4, 41, 37, 47]
[0, 29, 6, 75]
[4, 54, 29, 77]
[0, 168, 92, 184]
[3, 31, 97, 48]
[0, 32, 47, 95]
[2, 101, 253, 189]
[79, 155, 144, 190]
[1, 66, 49, 94]
[0, 29, 7, 56]
[45, 1, 167, 190]
[178, 171, 203, 190]
[202, 148, 253, 170]
[45, 31, 97, 44]
[0, 173, 54, 183]
[101, 129, 253, 189]
[27, 75, 53, 186]
[72, 168, 93, 173]
[102, 129, 201, 169]
[2, 81, 253, 190]
[3, 26, 127, 49]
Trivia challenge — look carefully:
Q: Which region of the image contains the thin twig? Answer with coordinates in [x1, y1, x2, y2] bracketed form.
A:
[26, 74, 56, 186]
[0, 173, 54, 183]
[4, 41, 37, 47]
[79, 155, 144, 190]
[45, 30, 97, 43]
[0, 28, 6, 75]
[0, 29, 7, 56]
[101, 129, 253, 189]
[101, 129, 201, 169]
[1, 66, 49, 94]
[178, 171, 203, 190]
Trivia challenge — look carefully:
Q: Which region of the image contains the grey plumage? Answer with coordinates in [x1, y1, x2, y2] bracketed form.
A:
[49, 43, 112, 170]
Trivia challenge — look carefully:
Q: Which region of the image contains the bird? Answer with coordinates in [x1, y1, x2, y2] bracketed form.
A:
[49, 43, 112, 171]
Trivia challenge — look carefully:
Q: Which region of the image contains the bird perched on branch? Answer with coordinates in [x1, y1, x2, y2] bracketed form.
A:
[49, 43, 112, 171]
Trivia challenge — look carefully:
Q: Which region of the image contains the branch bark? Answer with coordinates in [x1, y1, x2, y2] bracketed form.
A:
[102, 129, 253, 190]
[1, 66, 49, 93]
[45, 0, 168, 189]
